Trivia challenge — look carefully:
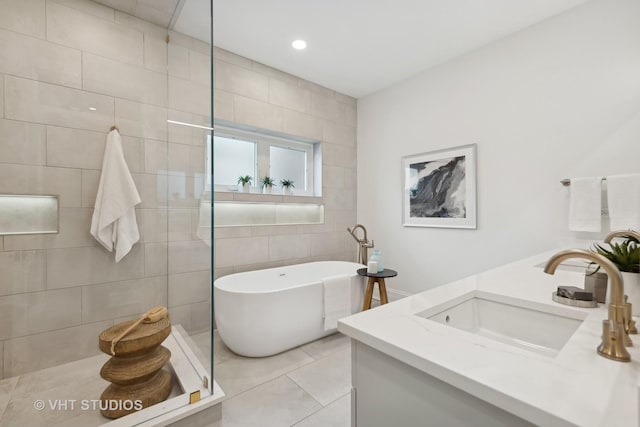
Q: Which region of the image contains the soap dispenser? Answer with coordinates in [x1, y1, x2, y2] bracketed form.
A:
[369, 249, 384, 273]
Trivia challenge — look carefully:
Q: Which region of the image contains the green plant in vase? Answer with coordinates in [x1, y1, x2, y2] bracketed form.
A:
[261, 177, 275, 194]
[280, 179, 295, 195]
[590, 236, 640, 313]
[237, 175, 253, 192]
[592, 238, 639, 273]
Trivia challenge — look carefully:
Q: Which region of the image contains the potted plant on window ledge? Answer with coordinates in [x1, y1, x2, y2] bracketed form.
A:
[237, 175, 253, 193]
[280, 179, 295, 196]
[261, 177, 275, 194]
[591, 236, 639, 312]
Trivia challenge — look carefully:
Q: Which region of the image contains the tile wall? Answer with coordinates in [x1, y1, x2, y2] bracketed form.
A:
[0, 0, 211, 379]
[211, 48, 358, 279]
[0, 0, 358, 379]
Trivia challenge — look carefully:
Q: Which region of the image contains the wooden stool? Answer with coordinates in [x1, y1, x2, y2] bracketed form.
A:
[98, 318, 173, 419]
[357, 268, 398, 310]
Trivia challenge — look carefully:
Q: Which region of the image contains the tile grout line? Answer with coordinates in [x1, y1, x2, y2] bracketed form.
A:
[289, 390, 351, 426]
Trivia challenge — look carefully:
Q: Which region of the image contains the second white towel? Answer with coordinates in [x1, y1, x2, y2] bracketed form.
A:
[607, 174, 640, 231]
[323, 275, 351, 331]
[569, 177, 602, 232]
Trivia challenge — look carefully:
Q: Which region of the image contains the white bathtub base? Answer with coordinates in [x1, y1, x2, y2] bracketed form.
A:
[214, 262, 365, 357]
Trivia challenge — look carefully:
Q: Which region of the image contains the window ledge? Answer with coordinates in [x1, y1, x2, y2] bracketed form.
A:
[213, 191, 322, 204]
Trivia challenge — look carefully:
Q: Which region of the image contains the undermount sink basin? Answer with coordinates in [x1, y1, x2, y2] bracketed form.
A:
[417, 292, 586, 357]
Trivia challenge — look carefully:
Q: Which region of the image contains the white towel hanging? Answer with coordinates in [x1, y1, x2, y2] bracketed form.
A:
[607, 174, 640, 231]
[323, 275, 351, 330]
[568, 177, 602, 232]
[90, 128, 141, 262]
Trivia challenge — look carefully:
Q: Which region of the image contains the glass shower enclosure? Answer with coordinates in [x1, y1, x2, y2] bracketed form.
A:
[0, 0, 217, 424]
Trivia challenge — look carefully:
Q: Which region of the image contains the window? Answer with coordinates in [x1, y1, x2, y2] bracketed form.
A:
[207, 126, 316, 196]
[212, 135, 257, 186]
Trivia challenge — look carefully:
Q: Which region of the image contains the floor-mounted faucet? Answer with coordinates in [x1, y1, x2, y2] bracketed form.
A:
[544, 249, 630, 362]
[347, 224, 374, 265]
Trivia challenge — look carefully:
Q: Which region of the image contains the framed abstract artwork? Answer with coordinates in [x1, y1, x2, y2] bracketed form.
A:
[402, 144, 477, 228]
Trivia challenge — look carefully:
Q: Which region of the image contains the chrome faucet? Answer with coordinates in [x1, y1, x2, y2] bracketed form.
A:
[544, 249, 630, 362]
[347, 224, 374, 265]
[604, 229, 640, 243]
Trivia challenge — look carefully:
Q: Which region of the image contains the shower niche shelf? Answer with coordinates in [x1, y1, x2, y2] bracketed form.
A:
[0, 194, 59, 235]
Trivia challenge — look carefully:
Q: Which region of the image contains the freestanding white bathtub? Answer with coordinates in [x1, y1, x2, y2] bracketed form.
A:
[214, 261, 365, 357]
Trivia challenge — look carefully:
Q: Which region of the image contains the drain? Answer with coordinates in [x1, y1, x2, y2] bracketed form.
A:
[445, 315, 450, 323]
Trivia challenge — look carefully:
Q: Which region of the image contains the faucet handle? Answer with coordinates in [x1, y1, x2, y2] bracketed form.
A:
[624, 302, 637, 335]
[597, 320, 631, 362]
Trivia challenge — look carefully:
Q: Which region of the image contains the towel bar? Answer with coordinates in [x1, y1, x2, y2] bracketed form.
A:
[561, 177, 607, 186]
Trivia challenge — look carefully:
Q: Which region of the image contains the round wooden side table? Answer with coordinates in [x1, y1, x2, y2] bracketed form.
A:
[357, 268, 398, 310]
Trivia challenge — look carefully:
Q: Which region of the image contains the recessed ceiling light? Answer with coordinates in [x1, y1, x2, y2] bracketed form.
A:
[291, 39, 307, 50]
[88, 107, 97, 111]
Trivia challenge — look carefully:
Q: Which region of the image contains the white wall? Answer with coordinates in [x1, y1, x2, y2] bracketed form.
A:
[357, 0, 640, 294]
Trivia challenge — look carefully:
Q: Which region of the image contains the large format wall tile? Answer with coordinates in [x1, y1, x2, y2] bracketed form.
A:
[168, 43, 189, 79]
[189, 50, 210, 86]
[168, 76, 210, 116]
[168, 240, 211, 274]
[0, 119, 46, 166]
[81, 276, 167, 323]
[83, 53, 167, 107]
[144, 242, 168, 277]
[46, 126, 105, 169]
[144, 34, 168, 73]
[0, 288, 81, 339]
[46, 1, 143, 66]
[284, 109, 323, 140]
[0, 250, 46, 297]
[3, 320, 111, 377]
[0, 0, 45, 39]
[268, 234, 310, 262]
[269, 79, 311, 113]
[215, 236, 269, 268]
[0, 29, 81, 88]
[46, 244, 144, 288]
[215, 60, 268, 102]
[0, 164, 82, 207]
[115, 98, 167, 141]
[168, 271, 209, 306]
[234, 95, 284, 132]
[50, 0, 115, 21]
[0, 75, 3, 117]
[4, 76, 114, 132]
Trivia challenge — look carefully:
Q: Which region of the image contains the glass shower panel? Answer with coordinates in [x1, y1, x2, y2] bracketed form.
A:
[165, 19, 214, 389]
[0, 0, 213, 423]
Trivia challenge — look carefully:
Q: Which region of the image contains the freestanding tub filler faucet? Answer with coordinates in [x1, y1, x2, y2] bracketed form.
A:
[347, 224, 374, 265]
[544, 249, 630, 362]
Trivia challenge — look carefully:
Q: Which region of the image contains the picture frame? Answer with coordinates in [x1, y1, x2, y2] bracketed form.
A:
[402, 144, 477, 228]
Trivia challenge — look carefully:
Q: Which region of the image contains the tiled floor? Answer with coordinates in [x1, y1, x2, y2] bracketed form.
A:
[191, 331, 352, 427]
[0, 329, 352, 427]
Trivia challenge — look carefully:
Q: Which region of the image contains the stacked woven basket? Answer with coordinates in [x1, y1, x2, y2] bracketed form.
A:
[98, 307, 173, 419]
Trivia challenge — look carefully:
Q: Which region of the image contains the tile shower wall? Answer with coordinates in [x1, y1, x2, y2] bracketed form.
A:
[210, 48, 358, 281]
[0, 0, 357, 379]
[0, 0, 212, 378]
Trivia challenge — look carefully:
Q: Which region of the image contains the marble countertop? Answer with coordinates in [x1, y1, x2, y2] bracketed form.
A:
[338, 250, 640, 427]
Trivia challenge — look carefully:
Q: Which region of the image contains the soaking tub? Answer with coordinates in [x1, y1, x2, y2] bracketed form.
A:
[214, 261, 365, 357]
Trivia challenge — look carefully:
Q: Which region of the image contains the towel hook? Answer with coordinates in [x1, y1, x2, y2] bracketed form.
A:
[110, 125, 119, 132]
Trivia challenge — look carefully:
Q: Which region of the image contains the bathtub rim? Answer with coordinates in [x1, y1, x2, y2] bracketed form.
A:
[213, 260, 365, 294]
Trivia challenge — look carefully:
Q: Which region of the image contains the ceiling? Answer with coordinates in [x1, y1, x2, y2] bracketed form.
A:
[93, 0, 181, 27]
[98, 0, 590, 98]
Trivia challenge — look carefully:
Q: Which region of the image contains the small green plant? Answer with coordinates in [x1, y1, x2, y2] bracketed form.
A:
[591, 238, 640, 273]
[237, 175, 253, 185]
[280, 179, 295, 188]
[261, 176, 275, 187]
